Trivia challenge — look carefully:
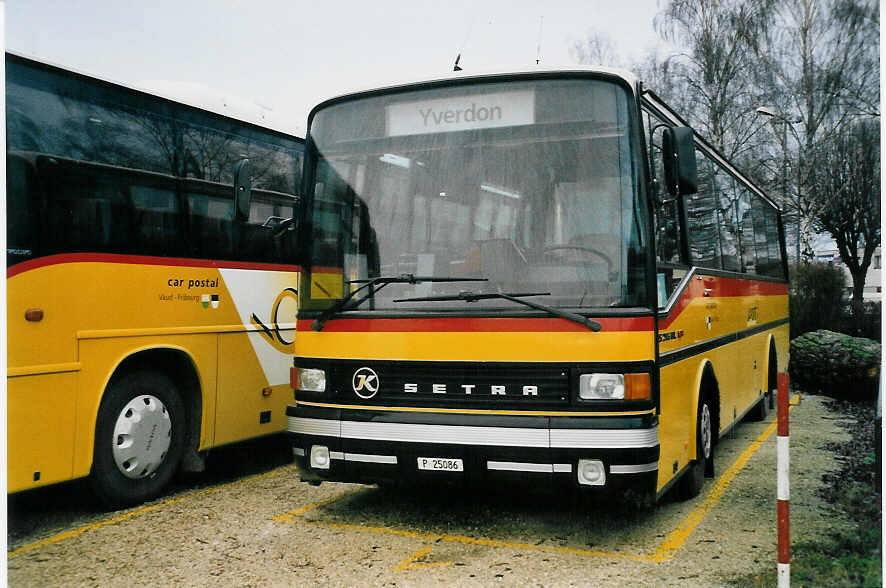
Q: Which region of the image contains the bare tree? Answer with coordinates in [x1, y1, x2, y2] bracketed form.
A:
[570, 31, 623, 68]
[653, 0, 767, 162]
[810, 119, 880, 330]
[633, 49, 692, 111]
[743, 0, 880, 260]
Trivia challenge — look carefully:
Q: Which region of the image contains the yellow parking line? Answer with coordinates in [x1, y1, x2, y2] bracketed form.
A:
[9, 494, 191, 559]
[393, 546, 453, 572]
[272, 487, 370, 523]
[651, 421, 778, 561]
[302, 518, 653, 562]
[8, 464, 299, 559]
[281, 491, 646, 560]
[650, 395, 799, 562]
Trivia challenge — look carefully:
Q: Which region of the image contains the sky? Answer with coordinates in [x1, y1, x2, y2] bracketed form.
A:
[6, 0, 664, 136]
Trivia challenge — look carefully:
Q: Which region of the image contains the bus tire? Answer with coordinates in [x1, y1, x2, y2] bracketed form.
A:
[749, 394, 769, 421]
[90, 370, 185, 509]
[676, 397, 712, 500]
[751, 347, 778, 421]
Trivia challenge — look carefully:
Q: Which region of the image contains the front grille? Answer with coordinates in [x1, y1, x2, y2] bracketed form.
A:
[327, 361, 570, 409]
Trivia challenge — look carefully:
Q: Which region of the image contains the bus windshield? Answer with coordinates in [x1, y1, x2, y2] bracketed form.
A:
[308, 77, 649, 311]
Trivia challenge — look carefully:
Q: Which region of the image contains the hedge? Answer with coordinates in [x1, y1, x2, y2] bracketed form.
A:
[790, 330, 881, 400]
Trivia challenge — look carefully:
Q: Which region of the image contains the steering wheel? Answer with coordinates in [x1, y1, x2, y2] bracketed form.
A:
[542, 245, 613, 274]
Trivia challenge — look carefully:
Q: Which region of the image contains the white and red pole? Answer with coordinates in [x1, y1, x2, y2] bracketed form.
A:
[777, 372, 790, 587]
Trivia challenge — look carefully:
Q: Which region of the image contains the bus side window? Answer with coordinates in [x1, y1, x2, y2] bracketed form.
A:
[130, 180, 183, 257]
[753, 197, 783, 278]
[186, 185, 234, 260]
[737, 186, 757, 274]
[7, 153, 38, 265]
[239, 192, 300, 264]
[37, 157, 131, 256]
[685, 158, 724, 270]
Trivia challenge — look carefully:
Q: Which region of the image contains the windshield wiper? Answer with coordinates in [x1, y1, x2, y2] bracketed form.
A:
[311, 274, 488, 331]
[393, 291, 602, 332]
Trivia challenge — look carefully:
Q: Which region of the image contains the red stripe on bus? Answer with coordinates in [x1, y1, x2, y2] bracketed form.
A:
[659, 274, 788, 330]
[704, 276, 789, 297]
[296, 316, 654, 333]
[7, 253, 301, 278]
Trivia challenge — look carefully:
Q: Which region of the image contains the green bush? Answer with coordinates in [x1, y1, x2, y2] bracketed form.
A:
[790, 330, 881, 400]
[790, 262, 847, 339]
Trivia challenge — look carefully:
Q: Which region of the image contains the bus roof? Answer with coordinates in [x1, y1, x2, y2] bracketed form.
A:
[6, 51, 306, 138]
[308, 64, 640, 119]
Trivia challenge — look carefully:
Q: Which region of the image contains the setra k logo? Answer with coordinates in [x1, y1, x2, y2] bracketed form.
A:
[352, 367, 380, 399]
[251, 287, 298, 353]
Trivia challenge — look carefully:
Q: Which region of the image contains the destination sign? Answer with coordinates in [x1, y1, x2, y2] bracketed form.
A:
[386, 90, 535, 136]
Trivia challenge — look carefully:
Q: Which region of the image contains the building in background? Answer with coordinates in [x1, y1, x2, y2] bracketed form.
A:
[813, 242, 881, 302]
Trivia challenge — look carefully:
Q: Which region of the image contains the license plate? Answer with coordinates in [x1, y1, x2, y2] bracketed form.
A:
[417, 457, 464, 472]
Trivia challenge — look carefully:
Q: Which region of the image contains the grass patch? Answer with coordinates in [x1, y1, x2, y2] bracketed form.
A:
[730, 398, 882, 587]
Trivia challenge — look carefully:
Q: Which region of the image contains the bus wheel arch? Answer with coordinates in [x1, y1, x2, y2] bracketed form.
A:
[90, 348, 202, 508]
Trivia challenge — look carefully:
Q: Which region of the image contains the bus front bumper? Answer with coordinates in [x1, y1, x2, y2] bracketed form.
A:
[286, 403, 659, 496]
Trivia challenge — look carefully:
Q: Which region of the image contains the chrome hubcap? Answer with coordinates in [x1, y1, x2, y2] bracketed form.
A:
[112, 395, 172, 479]
[700, 403, 712, 460]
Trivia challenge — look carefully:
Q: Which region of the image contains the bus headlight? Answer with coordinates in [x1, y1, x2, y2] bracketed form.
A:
[579, 374, 624, 399]
[578, 373, 650, 401]
[299, 368, 327, 392]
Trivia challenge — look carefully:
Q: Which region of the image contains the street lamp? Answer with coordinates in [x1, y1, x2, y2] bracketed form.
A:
[756, 106, 801, 261]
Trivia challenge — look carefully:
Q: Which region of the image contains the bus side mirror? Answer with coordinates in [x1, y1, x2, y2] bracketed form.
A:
[233, 158, 252, 221]
[662, 126, 698, 196]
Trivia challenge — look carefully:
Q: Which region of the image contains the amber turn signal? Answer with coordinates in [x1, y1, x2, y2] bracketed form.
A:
[625, 373, 652, 400]
[25, 308, 44, 322]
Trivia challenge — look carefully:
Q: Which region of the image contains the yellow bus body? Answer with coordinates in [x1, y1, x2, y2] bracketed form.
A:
[8, 256, 298, 493]
[656, 274, 789, 491]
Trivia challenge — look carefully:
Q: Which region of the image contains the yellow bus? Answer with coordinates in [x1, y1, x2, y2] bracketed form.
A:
[286, 67, 789, 505]
[7, 53, 304, 507]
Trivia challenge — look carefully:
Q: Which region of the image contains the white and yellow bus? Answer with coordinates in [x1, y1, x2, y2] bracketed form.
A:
[7, 53, 304, 507]
[286, 66, 789, 505]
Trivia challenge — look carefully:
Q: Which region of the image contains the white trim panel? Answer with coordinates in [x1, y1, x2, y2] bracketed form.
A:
[289, 416, 659, 450]
[486, 461, 572, 473]
[610, 462, 659, 474]
[342, 421, 549, 447]
[290, 417, 340, 437]
[550, 427, 659, 449]
[344, 453, 398, 464]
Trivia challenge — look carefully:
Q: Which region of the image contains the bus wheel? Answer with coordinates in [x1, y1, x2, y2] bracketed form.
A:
[90, 370, 185, 508]
[676, 398, 712, 500]
[754, 348, 778, 419]
[749, 393, 769, 421]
